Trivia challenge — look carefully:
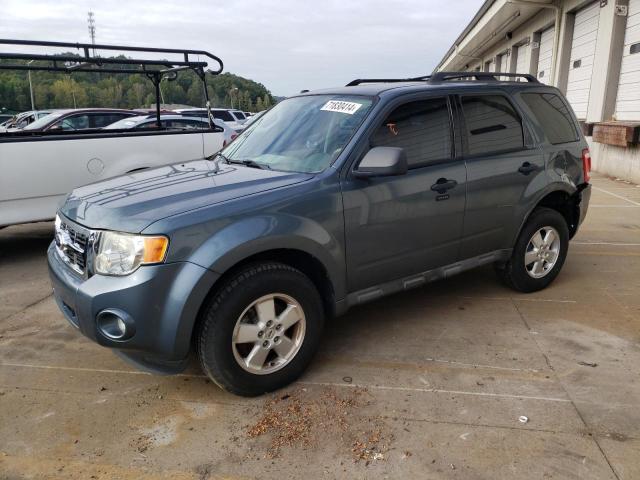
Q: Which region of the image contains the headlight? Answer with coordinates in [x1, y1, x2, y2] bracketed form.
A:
[94, 232, 168, 276]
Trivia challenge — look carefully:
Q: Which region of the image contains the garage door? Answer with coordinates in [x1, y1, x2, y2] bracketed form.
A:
[537, 27, 555, 83]
[566, 2, 601, 119]
[615, 0, 640, 121]
[499, 52, 509, 73]
[486, 59, 495, 72]
[515, 42, 530, 74]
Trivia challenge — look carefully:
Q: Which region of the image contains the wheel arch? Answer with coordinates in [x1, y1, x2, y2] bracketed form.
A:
[514, 184, 580, 246]
[190, 247, 338, 351]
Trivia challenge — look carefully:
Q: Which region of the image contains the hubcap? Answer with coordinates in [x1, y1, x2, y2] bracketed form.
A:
[524, 226, 561, 279]
[231, 293, 306, 375]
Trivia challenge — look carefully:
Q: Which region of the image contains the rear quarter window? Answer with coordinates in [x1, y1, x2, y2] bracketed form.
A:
[520, 93, 579, 145]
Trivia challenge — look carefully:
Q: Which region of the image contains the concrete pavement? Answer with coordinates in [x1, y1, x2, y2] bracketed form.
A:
[1, 173, 639, 479]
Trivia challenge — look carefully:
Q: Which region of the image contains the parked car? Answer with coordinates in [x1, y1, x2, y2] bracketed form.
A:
[229, 110, 247, 124]
[173, 108, 245, 132]
[0, 110, 55, 132]
[0, 113, 226, 227]
[48, 73, 591, 396]
[104, 114, 237, 147]
[0, 113, 14, 124]
[242, 109, 267, 127]
[20, 108, 138, 132]
[243, 111, 253, 118]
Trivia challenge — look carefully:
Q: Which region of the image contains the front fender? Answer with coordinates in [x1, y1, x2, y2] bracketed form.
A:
[185, 214, 347, 300]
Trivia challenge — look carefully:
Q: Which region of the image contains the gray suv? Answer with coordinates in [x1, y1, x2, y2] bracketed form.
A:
[48, 72, 592, 396]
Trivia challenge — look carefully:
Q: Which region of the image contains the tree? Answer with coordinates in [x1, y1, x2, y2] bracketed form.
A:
[0, 56, 274, 111]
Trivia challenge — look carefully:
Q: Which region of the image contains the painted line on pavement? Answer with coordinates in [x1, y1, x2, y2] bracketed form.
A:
[298, 381, 572, 403]
[592, 186, 640, 206]
[573, 241, 640, 246]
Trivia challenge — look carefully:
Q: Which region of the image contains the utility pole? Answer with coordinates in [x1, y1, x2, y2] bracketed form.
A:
[87, 11, 96, 55]
[27, 60, 35, 110]
[230, 87, 238, 109]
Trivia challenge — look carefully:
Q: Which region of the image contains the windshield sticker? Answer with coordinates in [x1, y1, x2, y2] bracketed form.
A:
[320, 100, 363, 115]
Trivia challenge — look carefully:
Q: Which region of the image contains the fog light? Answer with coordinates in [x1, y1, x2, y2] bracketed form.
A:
[96, 309, 135, 341]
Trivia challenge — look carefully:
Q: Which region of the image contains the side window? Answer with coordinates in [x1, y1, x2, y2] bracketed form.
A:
[53, 114, 90, 131]
[461, 95, 524, 156]
[371, 97, 452, 168]
[520, 93, 579, 145]
[91, 113, 130, 128]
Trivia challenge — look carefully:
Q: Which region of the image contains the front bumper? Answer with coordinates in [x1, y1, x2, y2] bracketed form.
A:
[47, 242, 219, 373]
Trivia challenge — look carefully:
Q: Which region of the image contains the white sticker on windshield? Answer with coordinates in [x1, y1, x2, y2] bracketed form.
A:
[320, 100, 363, 115]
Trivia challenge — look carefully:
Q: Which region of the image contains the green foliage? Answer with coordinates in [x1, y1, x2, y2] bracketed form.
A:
[0, 56, 274, 113]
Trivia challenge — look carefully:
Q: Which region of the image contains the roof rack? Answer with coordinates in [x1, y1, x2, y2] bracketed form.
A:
[346, 76, 430, 86]
[346, 71, 538, 86]
[430, 71, 538, 83]
[0, 39, 224, 126]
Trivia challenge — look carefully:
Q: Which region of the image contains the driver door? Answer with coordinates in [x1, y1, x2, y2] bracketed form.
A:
[342, 95, 467, 292]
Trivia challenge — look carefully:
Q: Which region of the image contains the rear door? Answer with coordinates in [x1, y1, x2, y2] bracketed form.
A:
[455, 91, 545, 259]
[342, 95, 467, 292]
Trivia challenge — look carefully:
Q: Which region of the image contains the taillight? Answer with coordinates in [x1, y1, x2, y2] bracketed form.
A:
[231, 133, 238, 141]
[582, 148, 591, 183]
[223, 140, 227, 147]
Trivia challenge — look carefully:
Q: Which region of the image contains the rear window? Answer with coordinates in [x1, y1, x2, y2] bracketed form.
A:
[521, 93, 579, 144]
[461, 95, 524, 156]
[211, 110, 234, 122]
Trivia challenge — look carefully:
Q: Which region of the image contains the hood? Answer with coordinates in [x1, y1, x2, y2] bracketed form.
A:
[61, 159, 312, 232]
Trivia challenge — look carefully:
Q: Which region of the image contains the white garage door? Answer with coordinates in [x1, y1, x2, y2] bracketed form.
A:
[566, 2, 601, 119]
[615, 0, 640, 121]
[537, 27, 555, 83]
[499, 52, 509, 73]
[486, 59, 495, 72]
[515, 42, 530, 74]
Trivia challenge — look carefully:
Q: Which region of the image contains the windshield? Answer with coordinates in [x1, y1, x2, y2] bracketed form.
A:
[103, 116, 146, 129]
[23, 111, 66, 131]
[222, 95, 373, 173]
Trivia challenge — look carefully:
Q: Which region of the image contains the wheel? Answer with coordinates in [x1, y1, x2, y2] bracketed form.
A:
[497, 207, 569, 293]
[196, 262, 324, 396]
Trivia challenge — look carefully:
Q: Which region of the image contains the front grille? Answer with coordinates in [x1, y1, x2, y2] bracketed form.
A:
[54, 215, 91, 276]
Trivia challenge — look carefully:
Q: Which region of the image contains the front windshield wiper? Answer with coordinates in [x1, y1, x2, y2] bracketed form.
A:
[226, 158, 271, 170]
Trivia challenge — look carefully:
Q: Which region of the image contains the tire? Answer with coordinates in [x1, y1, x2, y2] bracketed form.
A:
[196, 262, 324, 396]
[496, 207, 569, 293]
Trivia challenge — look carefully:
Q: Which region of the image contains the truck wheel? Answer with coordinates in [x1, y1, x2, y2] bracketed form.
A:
[196, 262, 324, 396]
[496, 208, 569, 293]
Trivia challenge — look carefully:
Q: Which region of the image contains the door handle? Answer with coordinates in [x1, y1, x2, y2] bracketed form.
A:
[431, 178, 458, 193]
[518, 162, 538, 175]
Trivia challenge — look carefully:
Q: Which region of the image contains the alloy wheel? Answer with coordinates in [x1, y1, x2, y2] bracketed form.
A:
[231, 293, 306, 375]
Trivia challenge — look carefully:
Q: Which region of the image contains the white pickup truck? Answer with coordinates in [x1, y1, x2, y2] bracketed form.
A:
[0, 127, 225, 227]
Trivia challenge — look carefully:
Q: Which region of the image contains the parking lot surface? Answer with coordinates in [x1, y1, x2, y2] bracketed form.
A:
[1, 173, 639, 479]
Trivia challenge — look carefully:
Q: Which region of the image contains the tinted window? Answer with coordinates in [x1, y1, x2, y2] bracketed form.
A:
[371, 98, 451, 168]
[461, 95, 524, 155]
[521, 93, 579, 144]
[91, 113, 131, 128]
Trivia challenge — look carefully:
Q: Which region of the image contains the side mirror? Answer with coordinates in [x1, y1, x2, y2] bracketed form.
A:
[353, 147, 408, 178]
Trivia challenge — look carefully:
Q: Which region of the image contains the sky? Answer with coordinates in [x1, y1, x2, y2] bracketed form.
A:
[1, 0, 484, 97]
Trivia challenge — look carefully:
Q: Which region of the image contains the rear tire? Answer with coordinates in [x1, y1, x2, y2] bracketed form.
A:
[497, 207, 569, 293]
[196, 262, 324, 396]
